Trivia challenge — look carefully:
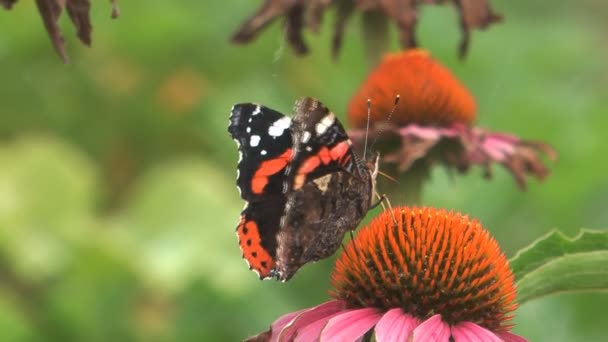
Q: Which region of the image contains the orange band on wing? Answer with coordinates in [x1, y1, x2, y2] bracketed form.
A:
[251, 148, 293, 194]
[318, 146, 331, 164]
[236, 218, 276, 279]
[299, 154, 321, 175]
[330, 141, 350, 161]
[294, 141, 352, 190]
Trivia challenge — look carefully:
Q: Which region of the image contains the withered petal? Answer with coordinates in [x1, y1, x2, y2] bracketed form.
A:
[453, 0, 503, 57]
[35, 0, 68, 63]
[308, 0, 332, 32]
[500, 141, 557, 190]
[66, 0, 92, 46]
[231, 0, 295, 44]
[285, 3, 309, 55]
[379, 0, 419, 49]
[332, 0, 356, 59]
[456, 0, 503, 30]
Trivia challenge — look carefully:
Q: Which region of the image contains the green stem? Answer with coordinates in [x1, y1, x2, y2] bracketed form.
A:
[361, 10, 389, 69]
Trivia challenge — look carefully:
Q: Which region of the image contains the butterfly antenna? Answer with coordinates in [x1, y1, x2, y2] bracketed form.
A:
[363, 98, 372, 160]
[370, 94, 400, 152]
[378, 170, 399, 184]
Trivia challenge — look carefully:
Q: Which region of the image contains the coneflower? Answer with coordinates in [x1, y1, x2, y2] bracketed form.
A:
[247, 207, 526, 342]
[347, 49, 556, 199]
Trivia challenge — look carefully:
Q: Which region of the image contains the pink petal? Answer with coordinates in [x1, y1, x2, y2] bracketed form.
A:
[451, 322, 502, 342]
[482, 137, 516, 161]
[401, 124, 442, 140]
[268, 308, 309, 342]
[320, 307, 383, 341]
[412, 314, 451, 342]
[278, 300, 346, 342]
[294, 313, 342, 342]
[497, 331, 529, 342]
[374, 308, 420, 342]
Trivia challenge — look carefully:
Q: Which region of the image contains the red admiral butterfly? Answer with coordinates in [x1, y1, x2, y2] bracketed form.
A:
[229, 97, 379, 281]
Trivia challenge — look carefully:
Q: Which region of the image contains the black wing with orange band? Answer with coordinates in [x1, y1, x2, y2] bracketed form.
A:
[228, 103, 293, 279]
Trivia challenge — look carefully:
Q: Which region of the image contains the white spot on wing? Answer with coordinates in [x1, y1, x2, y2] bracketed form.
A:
[315, 113, 335, 135]
[301, 131, 311, 143]
[261, 150, 267, 155]
[305, 146, 312, 152]
[246, 127, 251, 133]
[252, 105, 261, 116]
[250, 135, 261, 147]
[268, 116, 292, 137]
[238, 151, 243, 163]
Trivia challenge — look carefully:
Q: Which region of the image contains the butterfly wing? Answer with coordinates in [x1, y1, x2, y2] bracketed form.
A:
[271, 97, 376, 281]
[228, 103, 293, 279]
[286, 97, 361, 191]
[229, 103, 293, 200]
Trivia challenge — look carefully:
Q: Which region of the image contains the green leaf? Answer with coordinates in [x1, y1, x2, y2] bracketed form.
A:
[510, 229, 608, 304]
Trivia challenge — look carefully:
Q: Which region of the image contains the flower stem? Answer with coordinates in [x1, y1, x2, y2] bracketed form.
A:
[361, 10, 389, 69]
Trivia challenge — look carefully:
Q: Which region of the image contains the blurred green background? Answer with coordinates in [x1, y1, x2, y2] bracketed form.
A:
[1, 1, 607, 341]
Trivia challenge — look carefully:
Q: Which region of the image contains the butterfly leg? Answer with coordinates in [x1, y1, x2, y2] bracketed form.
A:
[346, 230, 362, 257]
[369, 194, 386, 210]
[373, 193, 398, 226]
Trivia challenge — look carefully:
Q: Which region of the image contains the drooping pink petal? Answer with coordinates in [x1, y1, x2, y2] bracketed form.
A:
[451, 321, 503, 342]
[278, 300, 346, 341]
[497, 331, 529, 342]
[374, 308, 420, 342]
[412, 314, 451, 342]
[320, 307, 383, 341]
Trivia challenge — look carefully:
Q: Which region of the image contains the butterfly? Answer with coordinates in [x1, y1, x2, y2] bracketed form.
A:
[228, 97, 379, 281]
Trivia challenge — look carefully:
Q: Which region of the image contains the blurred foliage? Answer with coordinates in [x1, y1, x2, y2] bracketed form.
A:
[0, 0, 607, 341]
[511, 230, 608, 304]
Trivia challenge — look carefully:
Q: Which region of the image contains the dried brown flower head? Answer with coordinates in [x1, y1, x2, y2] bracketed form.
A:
[232, 0, 502, 59]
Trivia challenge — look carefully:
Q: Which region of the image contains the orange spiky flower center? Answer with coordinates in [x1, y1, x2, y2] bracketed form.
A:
[330, 207, 517, 332]
[347, 49, 477, 129]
